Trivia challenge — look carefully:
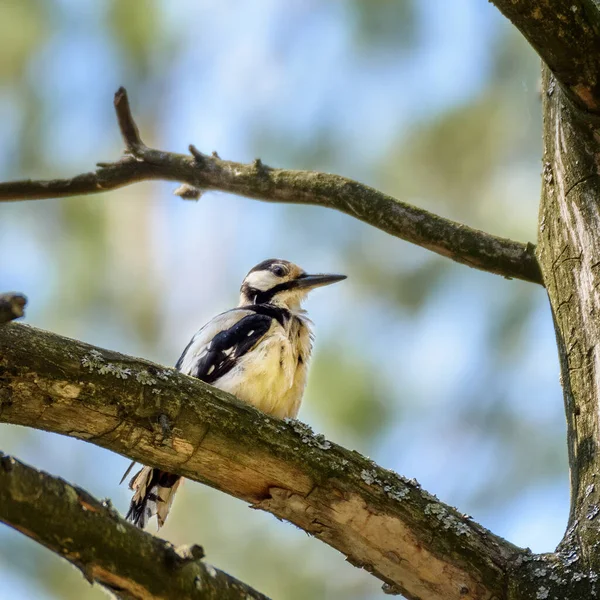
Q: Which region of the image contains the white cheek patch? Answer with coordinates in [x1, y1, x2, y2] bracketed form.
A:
[244, 270, 278, 291]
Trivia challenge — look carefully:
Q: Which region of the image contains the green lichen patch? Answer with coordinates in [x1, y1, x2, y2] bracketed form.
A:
[424, 502, 471, 537]
[81, 350, 131, 379]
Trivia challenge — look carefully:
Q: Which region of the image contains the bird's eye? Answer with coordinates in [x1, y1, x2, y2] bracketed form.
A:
[272, 265, 285, 277]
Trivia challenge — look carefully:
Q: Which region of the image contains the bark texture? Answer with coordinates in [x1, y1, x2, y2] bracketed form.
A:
[0, 89, 541, 285]
[0, 322, 524, 600]
[520, 65, 600, 599]
[0, 453, 270, 600]
[491, 0, 600, 112]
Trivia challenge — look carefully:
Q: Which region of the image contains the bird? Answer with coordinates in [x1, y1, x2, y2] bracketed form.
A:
[123, 258, 346, 528]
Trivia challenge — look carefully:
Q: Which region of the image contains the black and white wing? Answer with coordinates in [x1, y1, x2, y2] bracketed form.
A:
[175, 308, 274, 384]
[123, 309, 275, 528]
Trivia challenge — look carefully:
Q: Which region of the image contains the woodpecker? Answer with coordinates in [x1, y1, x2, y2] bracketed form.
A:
[123, 258, 346, 528]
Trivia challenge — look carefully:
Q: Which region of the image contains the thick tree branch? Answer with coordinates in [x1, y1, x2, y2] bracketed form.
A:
[490, 0, 600, 112]
[0, 452, 269, 600]
[0, 293, 27, 324]
[0, 88, 542, 285]
[0, 322, 527, 600]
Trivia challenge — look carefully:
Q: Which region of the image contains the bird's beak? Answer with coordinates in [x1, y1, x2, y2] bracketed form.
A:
[292, 273, 347, 290]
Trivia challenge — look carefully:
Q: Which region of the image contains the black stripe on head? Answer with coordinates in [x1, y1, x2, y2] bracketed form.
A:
[248, 259, 291, 275]
[241, 283, 275, 305]
[241, 279, 301, 305]
[240, 283, 275, 305]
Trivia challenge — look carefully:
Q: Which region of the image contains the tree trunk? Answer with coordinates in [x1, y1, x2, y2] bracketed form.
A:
[508, 64, 600, 600]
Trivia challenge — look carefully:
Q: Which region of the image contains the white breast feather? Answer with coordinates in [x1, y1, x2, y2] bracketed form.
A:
[179, 309, 313, 420]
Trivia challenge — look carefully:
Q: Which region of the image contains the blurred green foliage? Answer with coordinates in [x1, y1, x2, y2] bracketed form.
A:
[0, 1, 47, 81]
[107, 0, 161, 74]
[346, 0, 417, 52]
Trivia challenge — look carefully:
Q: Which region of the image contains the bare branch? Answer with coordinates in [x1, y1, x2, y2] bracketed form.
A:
[0, 293, 27, 324]
[0, 88, 542, 285]
[0, 322, 526, 600]
[114, 86, 144, 152]
[490, 0, 600, 112]
[0, 452, 269, 600]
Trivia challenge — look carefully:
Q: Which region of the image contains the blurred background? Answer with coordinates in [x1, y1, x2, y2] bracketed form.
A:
[0, 1, 561, 599]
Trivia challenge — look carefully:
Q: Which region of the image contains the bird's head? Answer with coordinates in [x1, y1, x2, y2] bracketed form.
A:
[239, 259, 346, 310]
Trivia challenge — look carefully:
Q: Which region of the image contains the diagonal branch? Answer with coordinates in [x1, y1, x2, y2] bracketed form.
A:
[490, 0, 600, 112]
[0, 322, 528, 600]
[0, 452, 270, 600]
[0, 293, 27, 325]
[0, 88, 542, 285]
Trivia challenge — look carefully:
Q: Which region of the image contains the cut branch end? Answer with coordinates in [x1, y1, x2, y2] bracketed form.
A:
[114, 86, 144, 154]
[0, 293, 27, 324]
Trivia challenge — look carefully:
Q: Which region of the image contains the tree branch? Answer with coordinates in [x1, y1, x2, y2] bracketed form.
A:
[0, 293, 27, 324]
[0, 87, 542, 285]
[490, 0, 600, 112]
[0, 452, 270, 600]
[0, 322, 527, 600]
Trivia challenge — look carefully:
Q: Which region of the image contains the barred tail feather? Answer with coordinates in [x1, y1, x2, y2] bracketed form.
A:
[124, 465, 182, 529]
